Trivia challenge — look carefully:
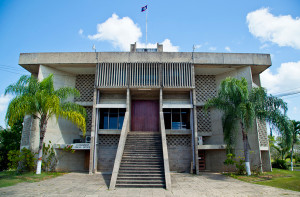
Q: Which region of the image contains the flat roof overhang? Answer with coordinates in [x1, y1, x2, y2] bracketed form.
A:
[19, 52, 271, 75]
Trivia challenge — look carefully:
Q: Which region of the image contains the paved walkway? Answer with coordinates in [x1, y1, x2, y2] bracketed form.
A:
[0, 172, 299, 197]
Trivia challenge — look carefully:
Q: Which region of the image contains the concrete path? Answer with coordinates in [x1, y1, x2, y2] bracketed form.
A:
[0, 172, 299, 197]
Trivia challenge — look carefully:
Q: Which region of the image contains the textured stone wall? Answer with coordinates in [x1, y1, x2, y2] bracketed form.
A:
[167, 135, 192, 172]
[20, 115, 32, 149]
[97, 135, 120, 172]
[261, 151, 271, 171]
[55, 150, 86, 172]
[75, 74, 95, 102]
[205, 150, 227, 171]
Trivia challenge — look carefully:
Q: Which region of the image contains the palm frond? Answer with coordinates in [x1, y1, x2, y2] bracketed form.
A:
[59, 110, 86, 135]
[54, 87, 80, 100]
[60, 102, 87, 118]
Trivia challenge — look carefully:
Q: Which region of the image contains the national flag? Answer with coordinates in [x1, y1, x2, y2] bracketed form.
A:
[141, 5, 147, 12]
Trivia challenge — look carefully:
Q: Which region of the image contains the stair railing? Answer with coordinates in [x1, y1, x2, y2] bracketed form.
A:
[159, 112, 172, 190]
[109, 112, 129, 190]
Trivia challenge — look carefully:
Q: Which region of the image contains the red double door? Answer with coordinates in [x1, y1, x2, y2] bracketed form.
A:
[131, 100, 159, 132]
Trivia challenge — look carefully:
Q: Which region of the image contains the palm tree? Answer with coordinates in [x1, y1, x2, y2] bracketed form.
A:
[5, 74, 86, 174]
[205, 77, 291, 175]
[290, 120, 300, 171]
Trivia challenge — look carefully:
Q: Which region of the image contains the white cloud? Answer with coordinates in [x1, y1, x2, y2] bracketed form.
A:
[247, 8, 300, 49]
[261, 61, 300, 94]
[88, 14, 141, 51]
[0, 94, 12, 113]
[260, 43, 269, 49]
[87, 13, 179, 51]
[161, 39, 179, 52]
[78, 29, 83, 35]
[194, 44, 202, 50]
[225, 46, 231, 52]
[209, 47, 216, 51]
[135, 39, 179, 52]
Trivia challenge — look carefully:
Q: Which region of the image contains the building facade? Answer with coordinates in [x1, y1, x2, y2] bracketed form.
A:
[18, 44, 272, 188]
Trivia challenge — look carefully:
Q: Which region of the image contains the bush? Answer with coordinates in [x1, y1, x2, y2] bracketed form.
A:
[42, 141, 57, 172]
[235, 158, 246, 175]
[7, 148, 36, 172]
[0, 121, 22, 171]
[224, 154, 246, 174]
[272, 159, 289, 170]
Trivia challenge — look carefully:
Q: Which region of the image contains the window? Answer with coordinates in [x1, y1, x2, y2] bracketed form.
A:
[99, 108, 126, 130]
[163, 108, 190, 130]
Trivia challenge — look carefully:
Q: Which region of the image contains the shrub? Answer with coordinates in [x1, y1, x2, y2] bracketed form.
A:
[235, 157, 246, 175]
[7, 148, 36, 172]
[42, 141, 57, 172]
[224, 154, 246, 174]
[272, 159, 289, 170]
[0, 121, 22, 170]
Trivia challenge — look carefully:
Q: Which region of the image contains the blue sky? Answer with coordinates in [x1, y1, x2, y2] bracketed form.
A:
[0, 0, 300, 129]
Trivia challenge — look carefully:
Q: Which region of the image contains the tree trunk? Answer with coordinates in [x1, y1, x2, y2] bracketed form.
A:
[291, 145, 294, 171]
[241, 122, 251, 176]
[36, 115, 47, 174]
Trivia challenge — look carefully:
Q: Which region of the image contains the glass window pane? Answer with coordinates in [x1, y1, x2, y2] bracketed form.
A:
[109, 108, 118, 129]
[181, 109, 190, 129]
[172, 109, 181, 130]
[100, 109, 109, 129]
[163, 109, 171, 129]
[118, 108, 126, 129]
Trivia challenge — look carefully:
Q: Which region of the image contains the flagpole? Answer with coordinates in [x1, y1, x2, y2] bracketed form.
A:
[146, 7, 148, 47]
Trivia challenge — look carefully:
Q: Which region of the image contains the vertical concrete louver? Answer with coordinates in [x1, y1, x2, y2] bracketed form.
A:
[96, 62, 193, 88]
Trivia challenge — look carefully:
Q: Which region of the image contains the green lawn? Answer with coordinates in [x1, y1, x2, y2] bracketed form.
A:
[225, 168, 300, 192]
[0, 171, 66, 188]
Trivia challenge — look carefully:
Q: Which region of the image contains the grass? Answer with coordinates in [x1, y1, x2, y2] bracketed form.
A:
[0, 170, 66, 188]
[224, 168, 300, 192]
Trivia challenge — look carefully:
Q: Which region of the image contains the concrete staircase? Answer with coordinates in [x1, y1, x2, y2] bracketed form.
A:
[116, 132, 166, 188]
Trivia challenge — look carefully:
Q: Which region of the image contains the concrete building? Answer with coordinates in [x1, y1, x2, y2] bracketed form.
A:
[18, 43, 271, 188]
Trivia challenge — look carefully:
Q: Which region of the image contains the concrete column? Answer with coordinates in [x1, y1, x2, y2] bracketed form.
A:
[191, 63, 199, 174]
[89, 88, 98, 174]
[192, 90, 199, 174]
[159, 88, 163, 112]
[126, 88, 131, 130]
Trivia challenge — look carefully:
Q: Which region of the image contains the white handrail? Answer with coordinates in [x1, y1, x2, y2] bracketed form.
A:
[109, 112, 129, 190]
[160, 112, 172, 190]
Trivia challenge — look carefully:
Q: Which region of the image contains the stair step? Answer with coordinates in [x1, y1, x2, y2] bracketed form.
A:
[119, 170, 163, 174]
[118, 173, 164, 177]
[120, 166, 163, 170]
[116, 183, 165, 188]
[120, 167, 163, 169]
[117, 180, 165, 184]
[117, 177, 164, 181]
[115, 132, 165, 188]
[123, 154, 162, 156]
[121, 162, 162, 165]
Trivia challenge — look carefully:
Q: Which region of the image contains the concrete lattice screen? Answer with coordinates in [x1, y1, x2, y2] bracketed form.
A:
[197, 107, 212, 134]
[257, 120, 269, 147]
[195, 75, 217, 103]
[99, 135, 120, 146]
[166, 135, 191, 146]
[195, 75, 217, 135]
[74, 74, 95, 102]
[84, 107, 93, 134]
